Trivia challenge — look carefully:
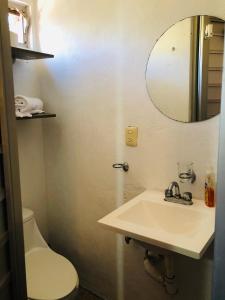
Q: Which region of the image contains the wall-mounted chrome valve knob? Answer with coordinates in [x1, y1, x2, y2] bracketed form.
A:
[112, 162, 129, 172]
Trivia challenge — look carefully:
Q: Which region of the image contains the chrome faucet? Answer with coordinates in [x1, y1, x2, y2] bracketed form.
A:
[165, 181, 181, 198]
[165, 181, 193, 205]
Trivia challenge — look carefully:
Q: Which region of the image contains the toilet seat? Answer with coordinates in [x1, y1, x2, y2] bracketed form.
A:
[25, 248, 79, 300]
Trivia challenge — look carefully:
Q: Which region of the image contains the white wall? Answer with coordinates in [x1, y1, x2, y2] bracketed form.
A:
[13, 0, 48, 239]
[34, 0, 223, 299]
[147, 18, 192, 122]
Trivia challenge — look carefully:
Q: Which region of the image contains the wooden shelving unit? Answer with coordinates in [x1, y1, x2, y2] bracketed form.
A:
[16, 113, 56, 120]
[11, 47, 54, 60]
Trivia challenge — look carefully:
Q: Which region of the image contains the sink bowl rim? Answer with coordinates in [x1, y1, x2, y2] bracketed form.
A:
[98, 190, 215, 259]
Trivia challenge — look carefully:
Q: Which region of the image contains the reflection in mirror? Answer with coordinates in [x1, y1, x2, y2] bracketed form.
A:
[146, 16, 225, 123]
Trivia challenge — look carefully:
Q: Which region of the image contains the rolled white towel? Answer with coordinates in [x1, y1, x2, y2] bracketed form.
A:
[15, 95, 44, 118]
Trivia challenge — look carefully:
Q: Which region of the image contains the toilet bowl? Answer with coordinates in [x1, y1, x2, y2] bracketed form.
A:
[22, 208, 79, 300]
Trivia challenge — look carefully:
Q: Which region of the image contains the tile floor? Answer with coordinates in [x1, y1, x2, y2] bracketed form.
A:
[77, 287, 103, 300]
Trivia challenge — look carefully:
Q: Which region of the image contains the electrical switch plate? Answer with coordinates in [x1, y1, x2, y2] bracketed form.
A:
[126, 126, 138, 147]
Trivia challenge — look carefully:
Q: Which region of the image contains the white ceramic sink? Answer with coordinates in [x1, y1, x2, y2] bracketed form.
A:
[98, 190, 215, 259]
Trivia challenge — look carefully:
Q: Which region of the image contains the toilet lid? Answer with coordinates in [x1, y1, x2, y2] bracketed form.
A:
[25, 248, 78, 300]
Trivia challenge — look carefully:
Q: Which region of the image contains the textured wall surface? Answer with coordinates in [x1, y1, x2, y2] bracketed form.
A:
[32, 0, 225, 299]
[14, 61, 48, 239]
[14, 0, 48, 239]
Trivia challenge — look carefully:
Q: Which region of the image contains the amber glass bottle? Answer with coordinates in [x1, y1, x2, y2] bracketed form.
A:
[205, 169, 216, 207]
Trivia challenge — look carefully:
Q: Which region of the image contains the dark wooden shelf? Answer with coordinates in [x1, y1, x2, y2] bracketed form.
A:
[213, 33, 224, 37]
[208, 83, 222, 87]
[208, 99, 221, 103]
[11, 47, 54, 60]
[16, 113, 56, 120]
[208, 67, 223, 71]
[210, 19, 225, 24]
[209, 50, 224, 54]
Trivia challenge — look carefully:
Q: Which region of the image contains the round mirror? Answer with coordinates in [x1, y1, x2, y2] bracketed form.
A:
[146, 15, 224, 122]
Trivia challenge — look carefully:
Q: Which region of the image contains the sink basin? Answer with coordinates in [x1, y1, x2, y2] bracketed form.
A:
[98, 190, 215, 259]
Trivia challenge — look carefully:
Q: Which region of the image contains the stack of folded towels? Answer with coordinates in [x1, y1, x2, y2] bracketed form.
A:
[15, 95, 44, 118]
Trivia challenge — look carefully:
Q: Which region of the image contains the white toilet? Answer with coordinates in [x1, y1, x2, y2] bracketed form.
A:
[22, 208, 79, 300]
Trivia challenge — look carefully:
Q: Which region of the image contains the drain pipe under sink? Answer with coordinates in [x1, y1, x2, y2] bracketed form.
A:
[125, 237, 178, 294]
[144, 250, 178, 295]
[144, 250, 164, 283]
[164, 255, 178, 295]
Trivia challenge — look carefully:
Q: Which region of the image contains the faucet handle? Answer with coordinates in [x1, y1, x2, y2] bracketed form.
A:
[182, 192, 192, 202]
